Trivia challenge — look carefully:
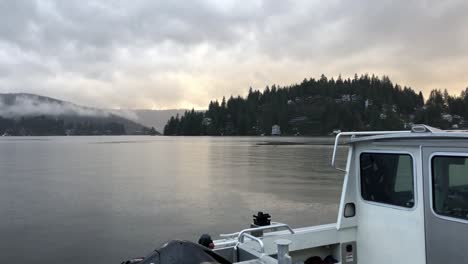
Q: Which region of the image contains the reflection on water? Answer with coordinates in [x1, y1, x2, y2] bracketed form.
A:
[0, 136, 347, 263]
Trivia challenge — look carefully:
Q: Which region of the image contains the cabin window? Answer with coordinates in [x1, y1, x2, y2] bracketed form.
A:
[360, 153, 414, 208]
[432, 156, 468, 221]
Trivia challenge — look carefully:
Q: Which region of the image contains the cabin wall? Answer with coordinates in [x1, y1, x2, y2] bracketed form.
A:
[422, 147, 468, 263]
[337, 145, 358, 229]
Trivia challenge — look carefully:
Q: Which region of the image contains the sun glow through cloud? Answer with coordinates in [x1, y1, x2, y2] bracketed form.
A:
[0, 0, 468, 109]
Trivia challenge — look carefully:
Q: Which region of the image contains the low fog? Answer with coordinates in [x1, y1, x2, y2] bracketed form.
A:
[0, 94, 139, 120]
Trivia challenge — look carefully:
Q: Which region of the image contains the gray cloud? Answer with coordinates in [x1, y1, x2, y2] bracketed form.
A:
[0, 0, 468, 109]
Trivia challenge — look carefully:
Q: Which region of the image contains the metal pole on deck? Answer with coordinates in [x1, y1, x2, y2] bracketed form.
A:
[275, 239, 292, 264]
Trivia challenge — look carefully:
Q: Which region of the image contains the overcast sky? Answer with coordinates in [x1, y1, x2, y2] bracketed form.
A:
[1, 0, 467, 109]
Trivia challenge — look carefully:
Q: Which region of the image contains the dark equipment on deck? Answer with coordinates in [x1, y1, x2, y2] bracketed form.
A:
[253, 211, 271, 226]
[198, 234, 215, 249]
[132, 240, 231, 264]
[304, 255, 338, 264]
[251, 211, 272, 237]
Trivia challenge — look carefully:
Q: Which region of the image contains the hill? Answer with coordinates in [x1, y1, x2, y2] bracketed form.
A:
[164, 74, 468, 136]
[0, 93, 157, 136]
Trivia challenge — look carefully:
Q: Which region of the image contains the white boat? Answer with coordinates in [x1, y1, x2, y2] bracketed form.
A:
[126, 124, 468, 264]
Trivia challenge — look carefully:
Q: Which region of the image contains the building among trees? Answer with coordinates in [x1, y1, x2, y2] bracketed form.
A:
[271, 125, 281, 136]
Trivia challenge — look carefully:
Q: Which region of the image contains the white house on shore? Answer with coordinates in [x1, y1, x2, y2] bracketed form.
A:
[271, 125, 281, 136]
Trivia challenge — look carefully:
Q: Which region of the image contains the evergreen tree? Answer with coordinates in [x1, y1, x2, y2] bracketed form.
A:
[163, 74, 468, 136]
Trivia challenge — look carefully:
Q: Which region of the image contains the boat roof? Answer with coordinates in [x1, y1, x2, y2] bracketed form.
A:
[349, 130, 468, 143]
[347, 125, 468, 143]
[331, 125, 468, 171]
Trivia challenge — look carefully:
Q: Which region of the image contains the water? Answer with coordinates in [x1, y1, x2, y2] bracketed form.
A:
[0, 136, 347, 263]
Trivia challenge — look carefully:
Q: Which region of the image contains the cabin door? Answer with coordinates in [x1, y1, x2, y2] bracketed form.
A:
[422, 147, 468, 264]
[356, 149, 426, 264]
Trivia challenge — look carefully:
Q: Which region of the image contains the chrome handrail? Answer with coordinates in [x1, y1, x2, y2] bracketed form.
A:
[237, 223, 295, 238]
[331, 131, 410, 172]
[220, 223, 295, 238]
[238, 233, 264, 253]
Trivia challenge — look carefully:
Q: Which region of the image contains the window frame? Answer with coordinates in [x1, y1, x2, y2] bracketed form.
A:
[429, 152, 468, 224]
[358, 150, 417, 210]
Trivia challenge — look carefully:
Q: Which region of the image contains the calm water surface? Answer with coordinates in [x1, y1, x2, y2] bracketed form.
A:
[0, 136, 347, 263]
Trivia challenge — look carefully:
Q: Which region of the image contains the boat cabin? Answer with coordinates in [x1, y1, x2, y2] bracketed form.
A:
[209, 125, 468, 264]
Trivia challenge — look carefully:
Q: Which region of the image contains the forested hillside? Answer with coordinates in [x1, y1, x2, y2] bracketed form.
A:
[164, 74, 468, 136]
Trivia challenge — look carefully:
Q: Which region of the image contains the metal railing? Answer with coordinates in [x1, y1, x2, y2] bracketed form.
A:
[331, 130, 410, 172]
[217, 223, 295, 254]
[238, 233, 264, 253]
[220, 223, 295, 238]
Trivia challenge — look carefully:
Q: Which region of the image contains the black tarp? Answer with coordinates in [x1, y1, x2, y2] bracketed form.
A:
[137, 240, 231, 264]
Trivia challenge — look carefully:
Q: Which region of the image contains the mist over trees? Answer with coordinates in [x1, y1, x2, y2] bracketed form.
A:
[0, 93, 160, 136]
[164, 74, 468, 136]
